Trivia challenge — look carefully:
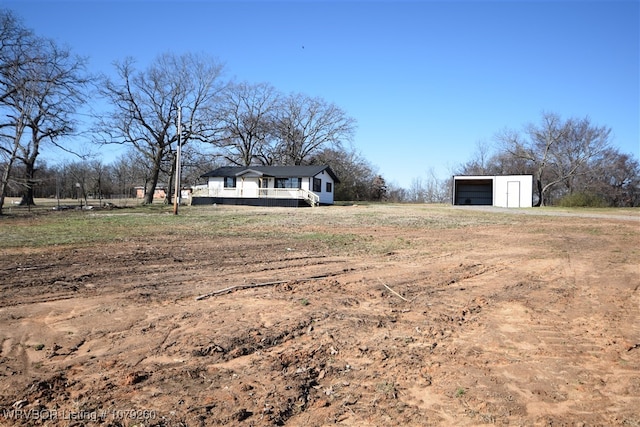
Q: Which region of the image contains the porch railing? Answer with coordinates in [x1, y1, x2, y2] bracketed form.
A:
[258, 188, 319, 206]
[191, 186, 319, 206]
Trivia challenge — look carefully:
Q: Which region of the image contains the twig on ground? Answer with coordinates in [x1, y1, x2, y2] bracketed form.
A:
[195, 272, 341, 301]
[379, 279, 409, 302]
[195, 280, 288, 300]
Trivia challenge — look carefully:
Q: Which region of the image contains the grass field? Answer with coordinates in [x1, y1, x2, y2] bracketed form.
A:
[3, 198, 637, 249]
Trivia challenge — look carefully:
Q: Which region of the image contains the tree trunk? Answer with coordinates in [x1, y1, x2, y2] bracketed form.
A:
[19, 159, 36, 207]
[143, 166, 161, 205]
[143, 148, 165, 205]
[19, 183, 35, 207]
[0, 154, 17, 215]
[534, 177, 543, 207]
[0, 126, 26, 215]
[0, 161, 14, 215]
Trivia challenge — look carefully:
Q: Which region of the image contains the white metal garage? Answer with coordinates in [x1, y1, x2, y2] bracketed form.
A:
[452, 175, 533, 208]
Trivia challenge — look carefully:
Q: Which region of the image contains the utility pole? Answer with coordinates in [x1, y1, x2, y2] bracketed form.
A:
[173, 107, 182, 215]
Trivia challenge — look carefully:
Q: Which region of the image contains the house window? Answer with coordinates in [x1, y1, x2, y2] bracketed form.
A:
[275, 177, 301, 189]
[326, 182, 332, 193]
[313, 178, 322, 192]
[224, 177, 236, 188]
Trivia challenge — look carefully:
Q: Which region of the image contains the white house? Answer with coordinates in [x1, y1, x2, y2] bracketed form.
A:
[452, 175, 533, 208]
[192, 165, 340, 207]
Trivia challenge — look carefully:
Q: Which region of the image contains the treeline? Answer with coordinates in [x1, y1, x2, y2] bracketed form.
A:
[1, 9, 637, 212]
[1, 145, 389, 204]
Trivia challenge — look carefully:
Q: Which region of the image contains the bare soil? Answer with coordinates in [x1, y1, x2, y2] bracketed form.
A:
[1, 205, 638, 426]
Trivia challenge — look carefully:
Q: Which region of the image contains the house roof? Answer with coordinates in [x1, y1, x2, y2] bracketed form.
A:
[201, 165, 340, 183]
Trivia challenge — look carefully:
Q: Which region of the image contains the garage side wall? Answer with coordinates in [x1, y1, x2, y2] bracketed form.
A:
[494, 175, 533, 208]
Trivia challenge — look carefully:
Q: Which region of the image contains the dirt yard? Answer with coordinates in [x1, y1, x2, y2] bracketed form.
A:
[0, 204, 638, 426]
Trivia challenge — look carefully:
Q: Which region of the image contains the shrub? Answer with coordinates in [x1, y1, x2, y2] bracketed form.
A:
[558, 192, 608, 207]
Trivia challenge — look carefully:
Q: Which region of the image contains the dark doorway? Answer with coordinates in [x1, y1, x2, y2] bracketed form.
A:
[453, 179, 493, 205]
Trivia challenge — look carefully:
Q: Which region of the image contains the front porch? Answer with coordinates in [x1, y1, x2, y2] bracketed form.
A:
[191, 186, 320, 207]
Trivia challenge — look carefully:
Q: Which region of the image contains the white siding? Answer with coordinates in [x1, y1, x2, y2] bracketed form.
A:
[313, 172, 335, 205]
[204, 171, 336, 205]
[206, 177, 238, 197]
[237, 177, 259, 197]
[494, 175, 533, 208]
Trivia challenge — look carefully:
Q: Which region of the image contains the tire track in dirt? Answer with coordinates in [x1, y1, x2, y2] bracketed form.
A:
[1, 208, 638, 426]
[440, 250, 640, 425]
[248, 259, 505, 425]
[0, 243, 355, 308]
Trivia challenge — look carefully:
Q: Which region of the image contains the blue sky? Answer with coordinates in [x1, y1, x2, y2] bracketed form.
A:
[5, 0, 639, 188]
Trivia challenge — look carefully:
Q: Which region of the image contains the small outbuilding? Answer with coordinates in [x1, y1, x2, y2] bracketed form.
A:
[452, 175, 533, 208]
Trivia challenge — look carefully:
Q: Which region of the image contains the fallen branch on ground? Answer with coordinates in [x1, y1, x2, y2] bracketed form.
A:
[195, 280, 287, 300]
[379, 279, 410, 302]
[195, 272, 342, 301]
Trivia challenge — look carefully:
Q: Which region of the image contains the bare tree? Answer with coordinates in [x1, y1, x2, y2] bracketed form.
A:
[385, 182, 407, 203]
[97, 53, 225, 204]
[1, 11, 38, 212]
[456, 139, 535, 178]
[310, 147, 375, 201]
[110, 150, 148, 198]
[488, 150, 535, 177]
[213, 82, 280, 166]
[274, 93, 356, 165]
[0, 10, 89, 212]
[17, 42, 88, 207]
[580, 148, 640, 207]
[496, 112, 612, 206]
[408, 176, 426, 203]
[407, 169, 449, 204]
[456, 139, 495, 175]
[179, 147, 220, 187]
[0, 10, 30, 101]
[550, 116, 611, 196]
[65, 160, 93, 205]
